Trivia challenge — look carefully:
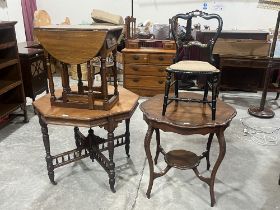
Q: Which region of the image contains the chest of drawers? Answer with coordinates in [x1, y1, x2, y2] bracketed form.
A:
[122, 48, 175, 96]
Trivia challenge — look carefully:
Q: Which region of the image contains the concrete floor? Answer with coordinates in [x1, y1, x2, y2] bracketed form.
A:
[0, 83, 280, 210]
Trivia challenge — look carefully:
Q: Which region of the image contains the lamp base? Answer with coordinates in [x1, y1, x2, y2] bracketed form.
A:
[248, 106, 275, 118]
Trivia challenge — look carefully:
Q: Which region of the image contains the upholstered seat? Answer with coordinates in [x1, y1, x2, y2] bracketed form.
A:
[169, 60, 219, 72]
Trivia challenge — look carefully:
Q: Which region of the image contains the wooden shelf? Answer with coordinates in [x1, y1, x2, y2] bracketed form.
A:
[0, 21, 27, 123]
[0, 80, 22, 95]
[0, 103, 23, 118]
[0, 59, 18, 70]
[164, 150, 200, 170]
[0, 41, 16, 50]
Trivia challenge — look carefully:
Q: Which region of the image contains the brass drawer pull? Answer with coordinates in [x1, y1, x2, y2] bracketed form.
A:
[158, 80, 164, 84]
[133, 55, 140, 60]
[133, 79, 140, 83]
[158, 68, 165, 72]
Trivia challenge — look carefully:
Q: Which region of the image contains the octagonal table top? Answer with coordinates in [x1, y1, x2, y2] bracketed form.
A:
[33, 87, 139, 127]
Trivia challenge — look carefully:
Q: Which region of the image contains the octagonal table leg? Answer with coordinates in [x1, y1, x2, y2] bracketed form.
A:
[125, 119, 130, 157]
[107, 119, 116, 193]
[38, 115, 56, 185]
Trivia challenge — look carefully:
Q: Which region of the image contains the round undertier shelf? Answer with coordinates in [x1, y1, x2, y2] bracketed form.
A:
[164, 150, 200, 170]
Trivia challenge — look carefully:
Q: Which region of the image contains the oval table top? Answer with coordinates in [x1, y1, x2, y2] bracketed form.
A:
[140, 93, 236, 134]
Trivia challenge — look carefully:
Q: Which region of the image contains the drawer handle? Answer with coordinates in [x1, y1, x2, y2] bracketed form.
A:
[159, 56, 164, 61]
[158, 68, 165, 72]
[158, 80, 164, 84]
[133, 55, 140, 60]
[133, 79, 140, 83]
[132, 67, 139, 71]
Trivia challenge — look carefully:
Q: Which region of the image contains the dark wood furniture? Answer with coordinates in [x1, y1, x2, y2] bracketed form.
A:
[219, 55, 280, 91]
[163, 10, 223, 120]
[18, 41, 48, 101]
[140, 93, 236, 207]
[33, 86, 139, 192]
[195, 30, 270, 91]
[34, 24, 123, 110]
[122, 48, 175, 96]
[0, 21, 28, 122]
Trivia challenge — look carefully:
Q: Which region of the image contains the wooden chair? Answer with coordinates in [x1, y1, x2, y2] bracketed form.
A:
[162, 10, 223, 120]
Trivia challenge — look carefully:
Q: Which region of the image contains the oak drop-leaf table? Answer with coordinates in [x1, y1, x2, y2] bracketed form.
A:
[140, 93, 236, 206]
[33, 87, 139, 192]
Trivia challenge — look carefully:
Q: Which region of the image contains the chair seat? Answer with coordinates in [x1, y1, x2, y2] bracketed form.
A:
[169, 60, 219, 73]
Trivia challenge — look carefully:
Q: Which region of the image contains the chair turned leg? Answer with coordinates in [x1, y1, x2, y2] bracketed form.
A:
[211, 74, 218, 121]
[162, 72, 172, 116]
[203, 76, 209, 104]
[174, 75, 179, 103]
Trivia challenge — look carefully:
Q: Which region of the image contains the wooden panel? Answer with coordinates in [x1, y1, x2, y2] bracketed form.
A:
[127, 87, 165, 97]
[220, 58, 268, 69]
[149, 54, 174, 64]
[0, 80, 21, 95]
[0, 103, 22, 118]
[214, 39, 270, 57]
[124, 53, 148, 64]
[125, 75, 165, 89]
[0, 59, 18, 70]
[125, 64, 167, 76]
[122, 48, 176, 54]
[34, 30, 106, 65]
[0, 41, 16, 50]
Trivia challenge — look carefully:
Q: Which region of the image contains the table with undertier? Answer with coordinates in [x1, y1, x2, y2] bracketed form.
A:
[140, 93, 236, 206]
[33, 87, 139, 192]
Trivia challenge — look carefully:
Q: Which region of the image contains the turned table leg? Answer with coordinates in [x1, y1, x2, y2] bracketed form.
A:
[107, 119, 116, 193]
[209, 129, 226, 207]
[144, 125, 155, 198]
[125, 119, 130, 157]
[38, 115, 56, 185]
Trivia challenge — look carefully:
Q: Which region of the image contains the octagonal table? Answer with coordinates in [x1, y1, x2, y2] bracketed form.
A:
[33, 87, 139, 192]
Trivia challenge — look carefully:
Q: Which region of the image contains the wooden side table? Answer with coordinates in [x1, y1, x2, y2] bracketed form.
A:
[18, 41, 48, 101]
[140, 93, 236, 206]
[33, 87, 139, 192]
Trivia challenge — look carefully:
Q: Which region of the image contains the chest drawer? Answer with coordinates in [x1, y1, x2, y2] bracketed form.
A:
[220, 58, 270, 69]
[125, 64, 167, 76]
[149, 54, 174, 64]
[125, 75, 165, 89]
[124, 53, 148, 64]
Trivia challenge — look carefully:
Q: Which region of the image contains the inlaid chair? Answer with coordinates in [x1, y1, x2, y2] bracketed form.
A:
[162, 10, 223, 120]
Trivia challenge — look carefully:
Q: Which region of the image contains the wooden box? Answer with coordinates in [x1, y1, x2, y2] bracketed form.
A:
[213, 39, 271, 57]
[126, 40, 140, 49]
[162, 41, 176, 50]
